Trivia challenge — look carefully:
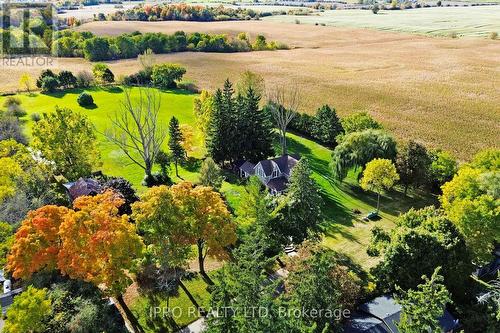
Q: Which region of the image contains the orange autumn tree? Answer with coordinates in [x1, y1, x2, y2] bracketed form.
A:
[8, 205, 69, 279]
[7, 191, 145, 333]
[171, 182, 237, 276]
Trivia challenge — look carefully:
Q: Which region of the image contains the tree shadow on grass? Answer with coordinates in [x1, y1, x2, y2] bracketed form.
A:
[143, 293, 181, 332]
[182, 157, 202, 173]
[101, 86, 123, 94]
[81, 103, 98, 110]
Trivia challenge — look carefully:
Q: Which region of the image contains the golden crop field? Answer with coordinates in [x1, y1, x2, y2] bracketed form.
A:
[3, 20, 499, 159]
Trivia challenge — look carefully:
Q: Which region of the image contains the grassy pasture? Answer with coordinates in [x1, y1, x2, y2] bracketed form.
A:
[264, 6, 500, 37]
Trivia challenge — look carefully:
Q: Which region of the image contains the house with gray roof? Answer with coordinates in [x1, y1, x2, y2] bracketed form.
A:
[344, 295, 459, 333]
[238, 154, 300, 194]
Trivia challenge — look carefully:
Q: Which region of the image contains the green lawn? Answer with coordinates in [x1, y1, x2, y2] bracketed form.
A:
[3, 87, 435, 269]
[263, 6, 500, 37]
[131, 272, 214, 332]
[4, 87, 203, 190]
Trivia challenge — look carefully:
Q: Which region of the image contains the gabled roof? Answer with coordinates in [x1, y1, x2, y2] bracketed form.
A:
[271, 154, 300, 176]
[239, 161, 256, 175]
[255, 154, 301, 178]
[63, 178, 101, 201]
[266, 177, 288, 193]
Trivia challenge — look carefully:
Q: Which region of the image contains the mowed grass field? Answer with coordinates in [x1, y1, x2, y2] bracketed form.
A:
[264, 6, 500, 37]
[0, 87, 434, 268]
[2, 20, 499, 160]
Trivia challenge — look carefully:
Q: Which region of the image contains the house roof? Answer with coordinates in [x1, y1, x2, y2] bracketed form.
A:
[344, 313, 391, 333]
[255, 154, 301, 178]
[63, 178, 101, 201]
[345, 295, 459, 333]
[239, 161, 256, 175]
[271, 154, 300, 176]
[266, 177, 288, 193]
[0, 288, 23, 315]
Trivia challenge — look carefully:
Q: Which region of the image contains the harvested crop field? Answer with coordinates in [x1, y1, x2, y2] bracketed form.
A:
[3, 20, 499, 159]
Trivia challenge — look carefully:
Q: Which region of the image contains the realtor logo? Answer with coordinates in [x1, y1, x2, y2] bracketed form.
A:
[0, 1, 56, 65]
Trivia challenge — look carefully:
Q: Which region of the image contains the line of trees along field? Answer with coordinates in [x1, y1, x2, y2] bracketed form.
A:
[0, 67, 498, 332]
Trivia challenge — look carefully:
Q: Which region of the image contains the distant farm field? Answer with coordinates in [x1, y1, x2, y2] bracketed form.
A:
[264, 6, 500, 37]
[2, 21, 499, 159]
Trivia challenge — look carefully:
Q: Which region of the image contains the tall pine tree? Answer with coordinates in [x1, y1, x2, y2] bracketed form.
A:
[207, 80, 274, 165]
[271, 158, 323, 245]
[244, 87, 274, 162]
[168, 116, 185, 177]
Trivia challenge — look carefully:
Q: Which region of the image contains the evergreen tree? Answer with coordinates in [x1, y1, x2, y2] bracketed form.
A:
[207, 80, 274, 165]
[206, 80, 236, 165]
[312, 105, 343, 146]
[395, 267, 452, 333]
[271, 158, 323, 245]
[199, 157, 224, 191]
[168, 116, 185, 177]
[244, 87, 274, 162]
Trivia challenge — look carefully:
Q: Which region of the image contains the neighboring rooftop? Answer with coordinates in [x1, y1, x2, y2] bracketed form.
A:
[344, 295, 459, 333]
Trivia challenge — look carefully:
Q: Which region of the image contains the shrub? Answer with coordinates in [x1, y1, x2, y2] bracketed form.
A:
[31, 113, 41, 122]
[0, 114, 27, 144]
[151, 63, 186, 89]
[177, 80, 198, 93]
[92, 63, 115, 84]
[58, 70, 77, 89]
[77, 92, 94, 107]
[123, 69, 152, 86]
[36, 69, 57, 88]
[3, 97, 23, 117]
[40, 76, 60, 93]
[76, 70, 94, 88]
[449, 32, 458, 39]
[490, 32, 498, 40]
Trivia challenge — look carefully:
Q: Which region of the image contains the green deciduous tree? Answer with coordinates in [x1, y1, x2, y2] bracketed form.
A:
[360, 158, 399, 212]
[31, 107, 100, 181]
[429, 149, 458, 190]
[370, 207, 473, 304]
[168, 116, 185, 177]
[331, 129, 397, 180]
[92, 63, 114, 83]
[151, 63, 186, 89]
[395, 267, 452, 333]
[340, 111, 382, 135]
[4, 286, 52, 333]
[441, 149, 500, 262]
[236, 70, 265, 97]
[199, 157, 224, 191]
[395, 140, 431, 195]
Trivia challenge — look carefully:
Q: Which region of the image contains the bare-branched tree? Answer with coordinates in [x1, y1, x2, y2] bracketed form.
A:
[267, 84, 301, 155]
[105, 88, 167, 181]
